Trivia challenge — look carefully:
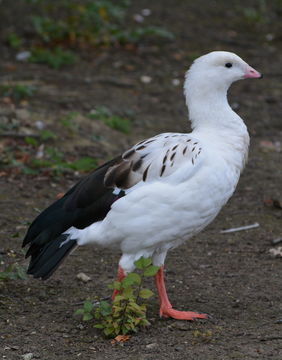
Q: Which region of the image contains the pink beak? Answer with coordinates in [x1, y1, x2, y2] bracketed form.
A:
[244, 66, 263, 79]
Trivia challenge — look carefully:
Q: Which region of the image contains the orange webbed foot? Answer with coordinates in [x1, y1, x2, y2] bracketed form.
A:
[160, 306, 208, 320]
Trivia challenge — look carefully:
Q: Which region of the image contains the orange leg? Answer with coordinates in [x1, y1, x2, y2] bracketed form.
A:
[155, 266, 207, 320]
[111, 266, 125, 300]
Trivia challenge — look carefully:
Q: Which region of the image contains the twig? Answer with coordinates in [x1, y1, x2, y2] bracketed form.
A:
[134, 274, 143, 305]
[272, 237, 282, 245]
[220, 222, 260, 234]
[119, 298, 129, 335]
[93, 53, 109, 67]
[259, 336, 282, 342]
[0, 132, 40, 138]
[94, 76, 135, 88]
[72, 296, 110, 306]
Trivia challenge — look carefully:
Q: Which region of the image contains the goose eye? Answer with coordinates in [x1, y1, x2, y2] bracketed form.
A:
[225, 62, 233, 68]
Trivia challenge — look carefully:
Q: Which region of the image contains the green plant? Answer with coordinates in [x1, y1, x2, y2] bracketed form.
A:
[31, 146, 97, 174]
[0, 263, 27, 281]
[75, 257, 159, 338]
[60, 112, 80, 135]
[6, 33, 23, 49]
[31, 15, 69, 43]
[88, 106, 132, 134]
[75, 300, 96, 321]
[28, 1, 130, 46]
[66, 157, 98, 172]
[113, 26, 174, 44]
[1, 133, 97, 176]
[192, 329, 213, 343]
[24, 136, 39, 147]
[40, 129, 57, 141]
[239, 0, 268, 24]
[29, 47, 77, 69]
[0, 84, 36, 101]
[8, 0, 173, 63]
[0, 118, 20, 133]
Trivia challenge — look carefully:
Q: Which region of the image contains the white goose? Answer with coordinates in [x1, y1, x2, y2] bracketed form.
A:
[23, 51, 262, 320]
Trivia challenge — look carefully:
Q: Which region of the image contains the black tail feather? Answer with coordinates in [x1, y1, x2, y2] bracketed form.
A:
[27, 235, 77, 280]
[22, 157, 123, 280]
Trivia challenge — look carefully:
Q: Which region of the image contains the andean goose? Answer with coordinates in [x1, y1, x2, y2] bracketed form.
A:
[23, 51, 262, 320]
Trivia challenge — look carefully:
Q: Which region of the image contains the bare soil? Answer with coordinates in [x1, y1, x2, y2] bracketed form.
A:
[0, 1, 282, 359]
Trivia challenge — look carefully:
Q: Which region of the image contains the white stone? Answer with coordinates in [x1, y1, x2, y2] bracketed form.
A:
[22, 353, 33, 360]
[141, 9, 152, 16]
[140, 75, 152, 84]
[16, 51, 31, 62]
[76, 272, 91, 282]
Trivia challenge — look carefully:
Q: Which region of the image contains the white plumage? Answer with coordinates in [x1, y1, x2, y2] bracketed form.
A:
[69, 51, 257, 271]
[24, 51, 262, 320]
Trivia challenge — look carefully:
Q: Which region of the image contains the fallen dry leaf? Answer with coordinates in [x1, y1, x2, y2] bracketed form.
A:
[172, 52, 184, 61]
[264, 198, 282, 209]
[15, 152, 30, 164]
[4, 64, 17, 71]
[124, 43, 137, 51]
[264, 198, 274, 207]
[111, 335, 131, 344]
[20, 100, 29, 107]
[259, 140, 281, 153]
[1, 97, 13, 104]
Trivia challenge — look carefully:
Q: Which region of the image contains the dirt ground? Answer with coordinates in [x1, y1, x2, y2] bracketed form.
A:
[1, 1, 282, 359]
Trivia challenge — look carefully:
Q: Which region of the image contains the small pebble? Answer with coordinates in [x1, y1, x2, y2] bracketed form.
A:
[10, 345, 20, 350]
[146, 343, 158, 350]
[34, 121, 45, 130]
[22, 353, 33, 360]
[76, 272, 91, 282]
[133, 14, 144, 23]
[265, 33, 274, 41]
[269, 247, 282, 257]
[141, 9, 152, 16]
[36, 144, 45, 159]
[140, 75, 152, 84]
[231, 102, 239, 110]
[175, 346, 184, 351]
[15, 109, 30, 121]
[16, 51, 31, 61]
[171, 321, 191, 331]
[172, 79, 180, 86]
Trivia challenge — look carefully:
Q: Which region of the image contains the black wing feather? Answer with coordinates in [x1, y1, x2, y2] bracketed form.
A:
[23, 156, 125, 278]
[23, 157, 121, 245]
